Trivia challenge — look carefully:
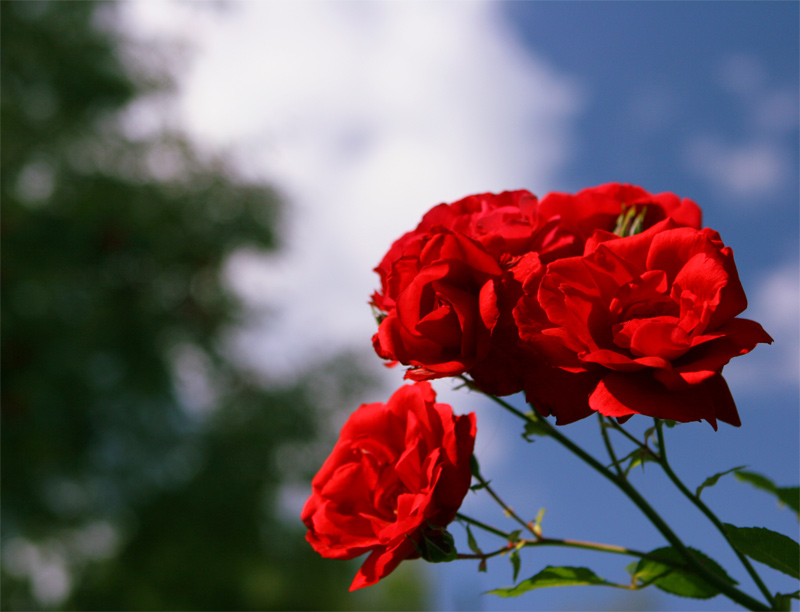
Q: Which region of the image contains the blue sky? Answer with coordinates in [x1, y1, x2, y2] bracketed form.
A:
[123, 2, 799, 610]
[437, 4, 800, 610]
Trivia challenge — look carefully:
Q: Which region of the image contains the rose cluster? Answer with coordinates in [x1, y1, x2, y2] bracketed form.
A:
[371, 183, 770, 426]
[302, 183, 771, 589]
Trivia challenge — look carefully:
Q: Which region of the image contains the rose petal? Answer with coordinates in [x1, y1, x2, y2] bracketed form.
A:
[589, 372, 739, 429]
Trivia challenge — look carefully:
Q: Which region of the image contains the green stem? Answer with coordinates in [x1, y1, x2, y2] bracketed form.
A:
[608, 418, 651, 449]
[456, 512, 512, 540]
[474, 389, 770, 611]
[473, 466, 537, 537]
[531, 536, 694, 574]
[654, 420, 776, 607]
[455, 512, 710, 577]
[599, 415, 624, 477]
[457, 546, 510, 561]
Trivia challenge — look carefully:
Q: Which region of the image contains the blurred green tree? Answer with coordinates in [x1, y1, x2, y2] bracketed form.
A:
[1, 2, 426, 609]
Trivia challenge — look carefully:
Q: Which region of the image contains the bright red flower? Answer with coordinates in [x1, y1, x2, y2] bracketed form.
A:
[371, 191, 559, 394]
[535, 182, 703, 261]
[301, 382, 476, 590]
[514, 219, 772, 427]
[372, 230, 505, 380]
[371, 190, 545, 313]
[370, 185, 705, 395]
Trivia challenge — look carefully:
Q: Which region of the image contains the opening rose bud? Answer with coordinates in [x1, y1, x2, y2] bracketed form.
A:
[301, 382, 476, 590]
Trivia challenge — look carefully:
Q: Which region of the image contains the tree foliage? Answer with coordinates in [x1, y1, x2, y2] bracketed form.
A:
[1, 2, 424, 609]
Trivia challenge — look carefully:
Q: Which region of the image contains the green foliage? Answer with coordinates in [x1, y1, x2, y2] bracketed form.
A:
[775, 590, 800, 611]
[617, 446, 657, 475]
[488, 565, 625, 597]
[1, 2, 424, 610]
[628, 547, 737, 600]
[522, 413, 550, 441]
[734, 470, 800, 518]
[465, 525, 482, 556]
[413, 527, 458, 564]
[509, 549, 521, 582]
[695, 465, 748, 499]
[723, 525, 800, 580]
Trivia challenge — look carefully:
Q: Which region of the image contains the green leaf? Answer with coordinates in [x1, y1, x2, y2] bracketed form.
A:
[624, 447, 657, 474]
[695, 465, 747, 498]
[532, 507, 546, 533]
[507, 529, 522, 544]
[734, 469, 775, 491]
[630, 547, 737, 599]
[469, 454, 481, 479]
[465, 525, 482, 556]
[734, 471, 799, 517]
[413, 526, 458, 563]
[487, 566, 624, 597]
[775, 590, 800, 611]
[777, 487, 800, 515]
[510, 549, 521, 582]
[723, 524, 800, 579]
[522, 416, 550, 441]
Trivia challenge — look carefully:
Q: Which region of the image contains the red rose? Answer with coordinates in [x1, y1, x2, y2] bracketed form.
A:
[514, 219, 772, 427]
[536, 183, 703, 261]
[371, 190, 544, 313]
[370, 186, 703, 394]
[301, 382, 476, 590]
[371, 191, 557, 392]
[372, 229, 505, 380]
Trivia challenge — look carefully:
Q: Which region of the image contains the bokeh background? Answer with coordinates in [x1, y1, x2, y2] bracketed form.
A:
[2, 1, 798, 610]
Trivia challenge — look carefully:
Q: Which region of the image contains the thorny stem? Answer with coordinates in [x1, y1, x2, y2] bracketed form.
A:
[462, 380, 771, 611]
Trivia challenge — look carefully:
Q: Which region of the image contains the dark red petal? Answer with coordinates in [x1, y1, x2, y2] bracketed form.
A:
[589, 372, 739, 429]
[523, 365, 599, 425]
[349, 538, 416, 591]
[654, 317, 773, 389]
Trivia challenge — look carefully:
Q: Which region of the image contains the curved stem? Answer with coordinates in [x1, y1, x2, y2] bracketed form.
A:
[456, 512, 511, 540]
[457, 545, 511, 561]
[455, 512, 714, 577]
[474, 389, 770, 611]
[472, 465, 537, 537]
[599, 415, 624, 477]
[654, 421, 775, 607]
[531, 536, 690, 574]
[608, 418, 651, 449]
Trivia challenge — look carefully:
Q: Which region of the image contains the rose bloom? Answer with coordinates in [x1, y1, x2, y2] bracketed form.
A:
[371, 185, 703, 394]
[372, 229, 506, 383]
[514, 219, 772, 427]
[301, 382, 476, 590]
[536, 182, 703, 260]
[372, 190, 544, 316]
[370, 190, 549, 391]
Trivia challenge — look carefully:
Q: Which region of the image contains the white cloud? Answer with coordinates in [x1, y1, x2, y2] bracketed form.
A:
[717, 53, 767, 98]
[754, 85, 800, 133]
[123, 1, 583, 380]
[685, 52, 797, 203]
[686, 137, 789, 199]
